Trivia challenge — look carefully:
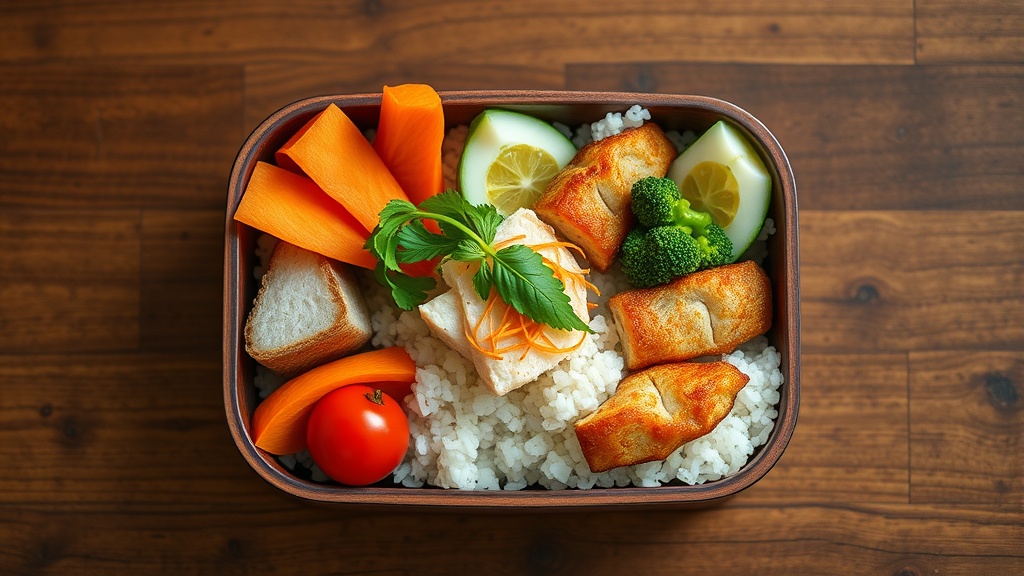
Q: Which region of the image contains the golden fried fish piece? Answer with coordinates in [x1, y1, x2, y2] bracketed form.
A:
[533, 123, 676, 272]
[574, 361, 750, 473]
[608, 261, 772, 371]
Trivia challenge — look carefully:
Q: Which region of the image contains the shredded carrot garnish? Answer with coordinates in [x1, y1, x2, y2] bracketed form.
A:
[492, 234, 528, 251]
[461, 234, 596, 362]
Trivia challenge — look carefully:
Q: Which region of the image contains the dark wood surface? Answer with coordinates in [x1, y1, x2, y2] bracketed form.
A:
[1, 1, 1021, 574]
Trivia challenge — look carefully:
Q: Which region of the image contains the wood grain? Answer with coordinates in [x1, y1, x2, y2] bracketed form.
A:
[0, 210, 140, 353]
[0, 1, 915, 66]
[141, 210, 225, 352]
[0, 0, 1022, 573]
[798, 210, 1024, 354]
[0, 65, 243, 210]
[910, 351, 1023, 509]
[917, 0, 1024, 63]
[2, 504, 1021, 575]
[0, 352, 271, 509]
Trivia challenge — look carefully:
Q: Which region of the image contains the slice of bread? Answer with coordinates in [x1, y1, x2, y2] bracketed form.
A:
[245, 241, 372, 377]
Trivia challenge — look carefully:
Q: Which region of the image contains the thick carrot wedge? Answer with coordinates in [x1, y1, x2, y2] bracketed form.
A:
[373, 84, 446, 205]
[274, 109, 325, 173]
[277, 103, 409, 233]
[252, 347, 417, 455]
[372, 381, 415, 403]
[234, 161, 376, 269]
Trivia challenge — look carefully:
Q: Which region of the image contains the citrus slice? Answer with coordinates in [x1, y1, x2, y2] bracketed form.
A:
[679, 161, 740, 227]
[485, 144, 560, 215]
[459, 109, 577, 216]
[668, 121, 772, 261]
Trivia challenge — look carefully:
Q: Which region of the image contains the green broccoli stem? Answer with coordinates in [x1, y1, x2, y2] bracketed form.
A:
[672, 199, 713, 235]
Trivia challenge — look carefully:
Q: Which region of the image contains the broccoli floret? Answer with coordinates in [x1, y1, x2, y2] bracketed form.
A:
[619, 177, 734, 287]
[696, 221, 733, 268]
[630, 176, 683, 228]
[620, 226, 701, 288]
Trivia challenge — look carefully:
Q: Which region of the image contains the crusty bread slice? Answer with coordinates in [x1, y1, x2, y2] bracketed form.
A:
[574, 361, 749, 472]
[608, 260, 772, 371]
[533, 123, 676, 272]
[245, 241, 372, 377]
[419, 209, 590, 396]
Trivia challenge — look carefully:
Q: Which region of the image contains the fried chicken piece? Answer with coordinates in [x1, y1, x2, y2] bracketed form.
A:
[608, 261, 772, 371]
[533, 123, 676, 272]
[574, 361, 749, 473]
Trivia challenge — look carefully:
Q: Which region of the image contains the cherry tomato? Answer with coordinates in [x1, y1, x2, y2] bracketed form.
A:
[306, 385, 409, 486]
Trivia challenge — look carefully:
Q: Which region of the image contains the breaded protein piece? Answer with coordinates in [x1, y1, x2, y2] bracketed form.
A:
[418, 209, 589, 396]
[418, 290, 473, 359]
[608, 261, 772, 371]
[574, 361, 749, 472]
[533, 123, 676, 272]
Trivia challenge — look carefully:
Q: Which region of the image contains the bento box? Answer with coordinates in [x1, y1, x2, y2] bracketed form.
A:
[223, 90, 799, 508]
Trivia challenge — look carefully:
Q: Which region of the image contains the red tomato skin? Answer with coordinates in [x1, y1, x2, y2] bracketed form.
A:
[306, 385, 410, 486]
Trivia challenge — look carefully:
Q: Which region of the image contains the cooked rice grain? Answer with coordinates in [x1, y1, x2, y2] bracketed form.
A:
[364, 265, 783, 491]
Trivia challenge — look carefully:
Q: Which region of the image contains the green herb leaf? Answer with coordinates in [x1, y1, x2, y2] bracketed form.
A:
[367, 200, 417, 270]
[419, 191, 474, 240]
[396, 221, 459, 263]
[450, 238, 487, 263]
[472, 262, 493, 301]
[374, 262, 436, 310]
[370, 191, 591, 332]
[465, 202, 503, 245]
[491, 245, 593, 333]
[419, 191, 501, 243]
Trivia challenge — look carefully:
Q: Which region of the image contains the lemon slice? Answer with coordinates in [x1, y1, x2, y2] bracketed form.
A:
[680, 161, 740, 227]
[485, 144, 561, 215]
[459, 109, 577, 216]
[668, 121, 771, 261]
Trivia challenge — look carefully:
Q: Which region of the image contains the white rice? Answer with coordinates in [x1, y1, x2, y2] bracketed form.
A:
[363, 266, 782, 490]
[251, 106, 784, 489]
[587, 104, 651, 143]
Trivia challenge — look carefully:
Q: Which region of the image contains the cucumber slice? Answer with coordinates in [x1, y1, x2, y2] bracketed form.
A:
[458, 109, 577, 215]
[667, 120, 772, 261]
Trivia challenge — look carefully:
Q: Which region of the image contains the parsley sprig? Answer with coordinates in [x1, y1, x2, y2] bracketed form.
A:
[366, 191, 592, 333]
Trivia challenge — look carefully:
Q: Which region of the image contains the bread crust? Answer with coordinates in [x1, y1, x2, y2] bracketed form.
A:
[533, 123, 676, 272]
[245, 242, 372, 377]
[608, 261, 772, 371]
[574, 361, 750, 472]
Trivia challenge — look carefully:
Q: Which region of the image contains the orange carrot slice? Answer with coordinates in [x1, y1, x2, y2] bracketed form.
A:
[373, 84, 446, 205]
[277, 103, 409, 233]
[372, 381, 416, 403]
[233, 161, 376, 269]
[274, 109, 325, 173]
[252, 347, 417, 455]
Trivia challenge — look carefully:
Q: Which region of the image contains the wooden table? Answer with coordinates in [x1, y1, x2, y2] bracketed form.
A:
[2, 2, 1021, 574]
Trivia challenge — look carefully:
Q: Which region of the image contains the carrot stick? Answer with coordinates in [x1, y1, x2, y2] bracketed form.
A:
[373, 380, 416, 403]
[233, 162, 376, 269]
[277, 103, 409, 233]
[373, 84, 446, 205]
[274, 109, 325, 173]
[252, 346, 417, 455]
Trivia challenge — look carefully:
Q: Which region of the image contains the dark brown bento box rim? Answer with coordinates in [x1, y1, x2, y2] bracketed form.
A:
[223, 90, 800, 509]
